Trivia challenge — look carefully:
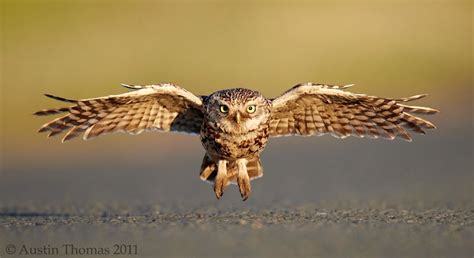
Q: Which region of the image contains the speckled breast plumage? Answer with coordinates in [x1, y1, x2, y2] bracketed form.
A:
[200, 118, 270, 160]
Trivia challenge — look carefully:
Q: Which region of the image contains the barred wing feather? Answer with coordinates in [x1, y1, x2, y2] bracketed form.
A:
[270, 83, 439, 141]
[34, 84, 204, 142]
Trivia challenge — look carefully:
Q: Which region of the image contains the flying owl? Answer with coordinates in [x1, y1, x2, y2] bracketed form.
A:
[34, 83, 439, 200]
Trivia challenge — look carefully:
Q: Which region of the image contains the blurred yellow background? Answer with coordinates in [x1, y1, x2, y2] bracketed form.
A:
[1, 3, 472, 256]
[1, 0, 471, 193]
[3, 3, 470, 139]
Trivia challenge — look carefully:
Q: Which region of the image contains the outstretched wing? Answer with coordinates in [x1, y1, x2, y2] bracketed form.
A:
[34, 83, 204, 142]
[270, 83, 439, 141]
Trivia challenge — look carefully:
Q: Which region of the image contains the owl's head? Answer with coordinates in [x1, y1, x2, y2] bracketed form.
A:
[204, 88, 271, 134]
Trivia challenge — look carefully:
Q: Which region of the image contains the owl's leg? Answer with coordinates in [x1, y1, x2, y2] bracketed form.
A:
[214, 160, 228, 199]
[236, 158, 251, 201]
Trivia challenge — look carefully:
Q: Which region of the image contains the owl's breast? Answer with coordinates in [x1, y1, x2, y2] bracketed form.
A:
[200, 121, 269, 160]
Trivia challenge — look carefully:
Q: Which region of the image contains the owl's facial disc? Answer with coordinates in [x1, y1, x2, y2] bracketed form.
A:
[231, 103, 256, 124]
[206, 88, 270, 134]
[221, 101, 264, 133]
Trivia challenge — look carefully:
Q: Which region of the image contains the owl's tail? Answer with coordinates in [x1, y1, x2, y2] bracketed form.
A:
[199, 154, 263, 185]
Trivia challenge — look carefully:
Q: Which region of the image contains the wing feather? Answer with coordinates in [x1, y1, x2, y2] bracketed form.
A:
[34, 83, 204, 142]
[270, 83, 439, 141]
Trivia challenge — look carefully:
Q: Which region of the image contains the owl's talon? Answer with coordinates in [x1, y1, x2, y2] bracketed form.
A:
[236, 158, 251, 201]
[238, 177, 251, 201]
[214, 176, 227, 199]
[214, 160, 228, 200]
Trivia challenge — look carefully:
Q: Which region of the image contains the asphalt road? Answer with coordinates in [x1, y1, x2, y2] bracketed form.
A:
[1, 205, 473, 258]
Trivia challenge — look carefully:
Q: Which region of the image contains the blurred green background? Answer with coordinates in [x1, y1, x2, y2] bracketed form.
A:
[1, 0, 472, 206]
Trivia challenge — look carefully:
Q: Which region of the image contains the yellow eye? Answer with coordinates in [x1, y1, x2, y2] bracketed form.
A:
[219, 105, 229, 113]
[246, 105, 257, 114]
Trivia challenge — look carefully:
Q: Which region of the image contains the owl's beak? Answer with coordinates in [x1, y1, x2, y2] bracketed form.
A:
[234, 112, 241, 124]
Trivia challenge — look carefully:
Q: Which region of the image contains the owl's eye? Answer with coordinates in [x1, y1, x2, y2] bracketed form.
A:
[219, 105, 229, 113]
[246, 105, 257, 114]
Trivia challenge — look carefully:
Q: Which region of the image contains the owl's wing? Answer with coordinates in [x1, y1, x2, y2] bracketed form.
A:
[270, 83, 439, 141]
[34, 83, 204, 142]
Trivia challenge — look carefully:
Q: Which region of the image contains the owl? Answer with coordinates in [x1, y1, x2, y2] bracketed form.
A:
[34, 83, 438, 200]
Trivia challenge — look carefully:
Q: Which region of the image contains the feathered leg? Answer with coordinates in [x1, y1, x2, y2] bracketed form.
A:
[237, 158, 251, 201]
[214, 160, 228, 199]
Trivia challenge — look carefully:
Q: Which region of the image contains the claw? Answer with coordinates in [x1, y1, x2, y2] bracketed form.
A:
[214, 174, 228, 199]
[237, 158, 251, 201]
[213, 160, 228, 200]
[238, 176, 251, 201]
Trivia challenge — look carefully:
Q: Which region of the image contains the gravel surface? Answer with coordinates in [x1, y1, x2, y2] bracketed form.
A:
[1, 205, 473, 257]
[1, 207, 473, 229]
